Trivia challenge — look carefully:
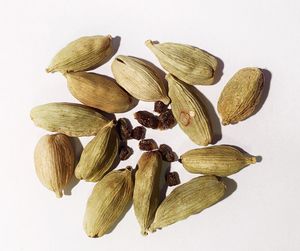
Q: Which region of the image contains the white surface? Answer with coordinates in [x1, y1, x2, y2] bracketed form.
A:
[0, 0, 299, 250]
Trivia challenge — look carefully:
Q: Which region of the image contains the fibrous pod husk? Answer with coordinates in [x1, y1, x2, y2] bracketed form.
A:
[65, 72, 138, 113]
[167, 74, 212, 146]
[180, 145, 257, 176]
[34, 133, 75, 198]
[218, 67, 264, 125]
[75, 121, 119, 182]
[46, 35, 113, 73]
[83, 167, 134, 237]
[30, 102, 110, 137]
[111, 55, 170, 104]
[145, 40, 218, 85]
[149, 175, 226, 232]
[133, 151, 162, 235]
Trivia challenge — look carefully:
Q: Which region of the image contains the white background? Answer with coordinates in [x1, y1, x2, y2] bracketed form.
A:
[0, 0, 299, 250]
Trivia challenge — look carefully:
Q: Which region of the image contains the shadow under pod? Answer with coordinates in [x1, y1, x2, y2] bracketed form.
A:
[64, 137, 83, 196]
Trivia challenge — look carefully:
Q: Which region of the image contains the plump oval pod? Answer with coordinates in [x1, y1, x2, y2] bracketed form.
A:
[66, 72, 138, 113]
[30, 102, 111, 137]
[218, 67, 264, 125]
[180, 145, 257, 176]
[145, 40, 218, 85]
[133, 151, 162, 235]
[83, 167, 134, 237]
[75, 121, 120, 182]
[111, 55, 170, 104]
[46, 35, 113, 73]
[149, 175, 226, 232]
[34, 133, 75, 198]
[167, 74, 212, 146]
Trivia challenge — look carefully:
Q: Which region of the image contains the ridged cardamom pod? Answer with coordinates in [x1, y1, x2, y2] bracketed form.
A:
[111, 55, 170, 104]
[167, 74, 212, 146]
[34, 133, 75, 198]
[83, 167, 134, 237]
[46, 35, 113, 73]
[180, 145, 257, 176]
[218, 67, 264, 125]
[145, 40, 218, 85]
[75, 121, 119, 182]
[150, 175, 226, 232]
[65, 72, 138, 113]
[133, 151, 162, 235]
[30, 102, 110, 137]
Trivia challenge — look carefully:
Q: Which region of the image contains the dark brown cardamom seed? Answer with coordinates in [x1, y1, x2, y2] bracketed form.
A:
[158, 144, 177, 162]
[134, 111, 159, 129]
[158, 109, 177, 130]
[139, 139, 158, 151]
[154, 101, 169, 113]
[119, 145, 134, 161]
[165, 172, 180, 186]
[131, 126, 146, 140]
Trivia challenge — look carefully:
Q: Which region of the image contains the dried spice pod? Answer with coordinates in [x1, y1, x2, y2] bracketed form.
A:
[154, 101, 169, 113]
[131, 126, 146, 140]
[218, 67, 264, 125]
[134, 151, 163, 235]
[159, 144, 177, 162]
[46, 35, 113, 73]
[134, 111, 159, 129]
[111, 55, 170, 104]
[30, 102, 110, 137]
[83, 167, 134, 238]
[150, 175, 226, 232]
[66, 72, 138, 113]
[158, 109, 177, 130]
[180, 145, 257, 176]
[139, 139, 158, 151]
[116, 118, 133, 140]
[167, 74, 212, 146]
[119, 146, 134, 161]
[165, 172, 180, 187]
[34, 133, 75, 198]
[145, 40, 218, 85]
[75, 121, 119, 182]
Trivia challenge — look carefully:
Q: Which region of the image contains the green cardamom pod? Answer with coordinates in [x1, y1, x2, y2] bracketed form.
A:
[111, 55, 170, 104]
[218, 67, 264, 125]
[180, 145, 257, 176]
[75, 121, 119, 182]
[65, 72, 138, 113]
[34, 133, 75, 198]
[145, 40, 217, 85]
[46, 35, 113, 73]
[30, 102, 110, 137]
[167, 74, 212, 146]
[133, 151, 162, 235]
[150, 175, 226, 232]
[83, 167, 134, 237]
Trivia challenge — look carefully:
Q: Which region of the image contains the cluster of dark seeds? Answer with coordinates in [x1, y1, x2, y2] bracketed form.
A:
[116, 101, 180, 185]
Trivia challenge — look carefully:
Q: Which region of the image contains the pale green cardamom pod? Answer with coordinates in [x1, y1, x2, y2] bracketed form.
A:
[65, 72, 138, 113]
[111, 55, 170, 104]
[30, 102, 110, 137]
[46, 35, 113, 73]
[145, 40, 218, 85]
[150, 175, 226, 232]
[83, 167, 134, 238]
[167, 74, 212, 146]
[218, 67, 264, 125]
[75, 121, 119, 182]
[133, 151, 162, 235]
[180, 145, 257, 176]
[34, 133, 75, 198]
